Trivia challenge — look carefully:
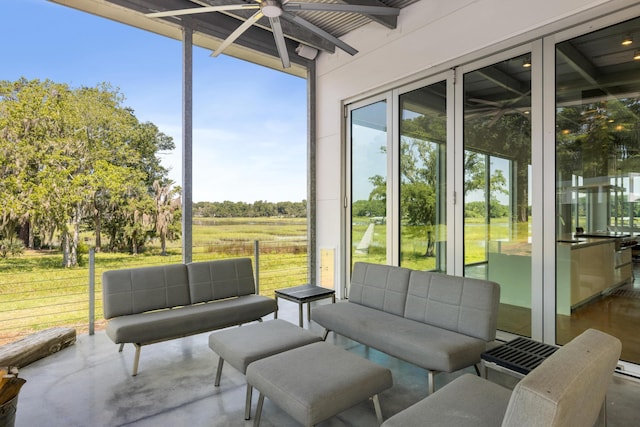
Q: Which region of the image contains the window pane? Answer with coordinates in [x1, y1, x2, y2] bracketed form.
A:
[464, 54, 533, 337]
[399, 81, 447, 271]
[351, 101, 387, 266]
[555, 17, 640, 363]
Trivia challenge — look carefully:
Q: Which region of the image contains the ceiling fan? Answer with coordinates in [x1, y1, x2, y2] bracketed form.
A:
[467, 93, 531, 127]
[146, 0, 400, 68]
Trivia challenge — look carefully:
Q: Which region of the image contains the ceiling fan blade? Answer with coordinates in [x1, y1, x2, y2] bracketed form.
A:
[284, 3, 399, 16]
[146, 4, 259, 19]
[211, 10, 264, 57]
[270, 17, 291, 68]
[282, 12, 358, 56]
[468, 98, 503, 107]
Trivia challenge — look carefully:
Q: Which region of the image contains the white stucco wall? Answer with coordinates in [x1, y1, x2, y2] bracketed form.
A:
[313, 0, 638, 293]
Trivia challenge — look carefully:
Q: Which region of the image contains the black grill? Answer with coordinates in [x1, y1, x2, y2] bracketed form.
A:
[482, 337, 558, 375]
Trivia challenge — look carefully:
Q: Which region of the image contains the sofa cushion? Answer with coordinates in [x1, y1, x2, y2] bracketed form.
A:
[381, 374, 511, 427]
[312, 302, 486, 372]
[106, 294, 277, 344]
[187, 258, 256, 304]
[404, 271, 500, 341]
[102, 264, 191, 318]
[348, 262, 411, 316]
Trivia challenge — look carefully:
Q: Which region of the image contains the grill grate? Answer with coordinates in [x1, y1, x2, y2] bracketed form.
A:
[482, 337, 558, 375]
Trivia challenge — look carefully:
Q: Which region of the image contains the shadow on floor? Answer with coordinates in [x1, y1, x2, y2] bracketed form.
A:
[14, 300, 640, 426]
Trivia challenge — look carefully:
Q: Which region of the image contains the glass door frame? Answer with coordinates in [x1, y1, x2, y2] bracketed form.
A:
[393, 71, 455, 270]
[454, 42, 544, 342]
[542, 5, 640, 376]
[344, 93, 393, 296]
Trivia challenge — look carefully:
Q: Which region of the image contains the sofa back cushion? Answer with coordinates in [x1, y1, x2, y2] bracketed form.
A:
[502, 329, 621, 427]
[102, 264, 191, 318]
[187, 258, 256, 304]
[349, 262, 411, 316]
[404, 271, 500, 341]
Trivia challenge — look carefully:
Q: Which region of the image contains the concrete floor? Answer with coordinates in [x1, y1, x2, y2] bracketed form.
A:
[13, 300, 640, 427]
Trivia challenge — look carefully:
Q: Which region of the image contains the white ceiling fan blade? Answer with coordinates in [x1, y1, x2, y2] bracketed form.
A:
[284, 3, 399, 16]
[282, 13, 358, 56]
[146, 4, 259, 19]
[270, 16, 290, 68]
[211, 11, 264, 57]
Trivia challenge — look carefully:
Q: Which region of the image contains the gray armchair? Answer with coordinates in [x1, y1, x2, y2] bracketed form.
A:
[382, 328, 621, 427]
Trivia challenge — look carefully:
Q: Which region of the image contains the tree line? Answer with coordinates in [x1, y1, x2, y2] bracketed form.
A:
[193, 200, 307, 218]
[0, 78, 181, 266]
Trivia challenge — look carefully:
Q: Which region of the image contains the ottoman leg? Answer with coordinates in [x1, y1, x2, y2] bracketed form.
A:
[254, 393, 265, 427]
[245, 384, 253, 420]
[214, 357, 224, 387]
[372, 394, 383, 424]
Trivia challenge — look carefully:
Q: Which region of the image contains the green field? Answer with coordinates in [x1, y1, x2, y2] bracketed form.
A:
[351, 216, 527, 270]
[0, 217, 308, 345]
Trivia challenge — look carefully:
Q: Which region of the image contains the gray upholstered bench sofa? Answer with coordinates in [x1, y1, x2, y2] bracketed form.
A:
[312, 262, 501, 394]
[102, 257, 277, 375]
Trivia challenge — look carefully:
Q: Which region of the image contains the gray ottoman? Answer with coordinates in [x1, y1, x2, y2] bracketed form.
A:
[208, 319, 322, 419]
[246, 341, 393, 426]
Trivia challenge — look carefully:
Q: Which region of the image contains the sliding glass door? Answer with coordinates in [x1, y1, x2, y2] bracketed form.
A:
[461, 53, 534, 337]
[555, 16, 640, 365]
[399, 80, 448, 271]
[349, 100, 389, 267]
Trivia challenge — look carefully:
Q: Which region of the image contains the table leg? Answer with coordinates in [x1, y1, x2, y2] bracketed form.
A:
[274, 296, 279, 319]
[298, 302, 303, 327]
[307, 301, 311, 324]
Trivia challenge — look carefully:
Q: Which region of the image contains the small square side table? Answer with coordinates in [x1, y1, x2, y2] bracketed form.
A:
[274, 284, 335, 327]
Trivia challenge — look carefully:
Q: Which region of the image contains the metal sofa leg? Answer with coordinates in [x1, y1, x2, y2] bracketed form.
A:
[428, 370, 436, 394]
[215, 357, 224, 387]
[118, 343, 125, 352]
[321, 329, 330, 341]
[372, 394, 383, 424]
[245, 384, 253, 420]
[254, 392, 265, 427]
[132, 344, 142, 376]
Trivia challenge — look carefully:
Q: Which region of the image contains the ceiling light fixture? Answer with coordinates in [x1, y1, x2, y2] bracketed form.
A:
[634, 50, 640, 61]
[522, 57, 532, 68]
[296, 44, 319, 60]
[622, 34, 633, 46]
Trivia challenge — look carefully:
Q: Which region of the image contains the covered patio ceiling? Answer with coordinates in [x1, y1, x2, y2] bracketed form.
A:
[51, 0, 420, 77]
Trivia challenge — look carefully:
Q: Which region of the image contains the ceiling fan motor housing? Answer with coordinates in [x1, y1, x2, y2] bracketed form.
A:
[261, 0, 283, 17]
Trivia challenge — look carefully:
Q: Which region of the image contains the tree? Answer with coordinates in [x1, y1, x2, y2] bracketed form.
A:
[0, 78, 179, 264]
[153, 180, 181, 256]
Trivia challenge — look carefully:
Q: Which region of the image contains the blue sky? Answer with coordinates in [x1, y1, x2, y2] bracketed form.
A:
[1, 0, 307, 203]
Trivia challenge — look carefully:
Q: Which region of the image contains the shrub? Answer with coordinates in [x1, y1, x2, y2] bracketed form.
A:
[0, 239, 25, 258]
